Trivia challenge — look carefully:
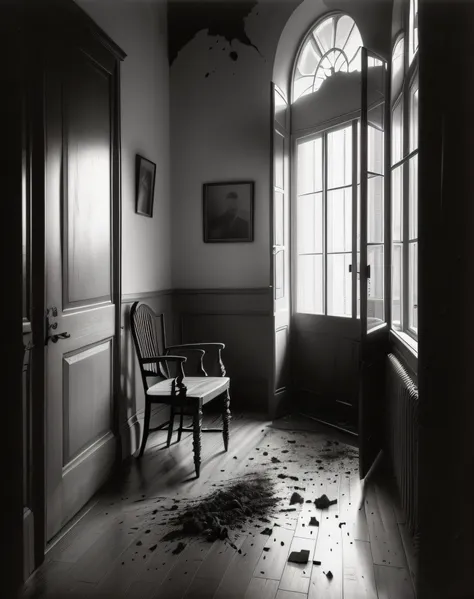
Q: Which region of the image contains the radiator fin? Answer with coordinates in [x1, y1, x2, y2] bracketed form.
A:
[386, 353, 419, 546]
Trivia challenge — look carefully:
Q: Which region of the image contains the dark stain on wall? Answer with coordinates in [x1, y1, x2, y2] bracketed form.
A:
[168, 1, 260, 65]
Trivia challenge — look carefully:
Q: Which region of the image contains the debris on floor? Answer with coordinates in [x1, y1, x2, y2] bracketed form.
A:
[288, 549, 310, 564]
[290, 492, 304, 505]
[326, 570, 334, 579]
[313, 560, 322, 565]
[172, 542, 186, 555]
[261, 528, 273, 535]
[314, 494, 337, 509]
[162, 474, 279, 544]
[309, 517, 319, 527]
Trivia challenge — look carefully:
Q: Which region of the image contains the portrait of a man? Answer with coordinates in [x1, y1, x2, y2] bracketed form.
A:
[203, 182, 254, 243]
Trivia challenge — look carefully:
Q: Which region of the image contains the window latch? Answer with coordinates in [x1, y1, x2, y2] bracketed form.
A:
[348, 264, 370, 278]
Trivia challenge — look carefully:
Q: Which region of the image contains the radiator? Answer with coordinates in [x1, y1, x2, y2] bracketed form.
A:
[386, 353, 419, 543]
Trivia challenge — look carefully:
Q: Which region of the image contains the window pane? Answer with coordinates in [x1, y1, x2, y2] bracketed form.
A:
[297, 138, 323, 194]
[327, 126, 352, 189]
[409, 155, 418, 240]
[274, 132, 284, 189]
[392, 242, 403, 331]
[367, 244, 384, 326]
[335, 15, 354, 50]
[294, 76, 314, 101]
[391, 37, 404, 100]
[392, 164, 403, 242]
[297, 192, 323, 254]
[410, 86, 419, 152]
[327, 253, 352, 317]
[392, 101, 403, 165]
[298, 39, 321, 76]
[275, 191, 284, 246]
[368, 124, 384, 175]
[409, 242, 418, 333]
[297, 254, 323, 314]
[368, 175, 384, 243]
[314, 17, 334, 54]
[327, 188, 352, 253]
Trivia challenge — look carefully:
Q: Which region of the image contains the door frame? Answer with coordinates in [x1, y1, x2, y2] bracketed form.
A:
[25, 0, 125, 573]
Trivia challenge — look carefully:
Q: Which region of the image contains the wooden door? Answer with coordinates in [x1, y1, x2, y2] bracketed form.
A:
[358, 47, 390, 477]
[270, 83, 291, 418]
[44, 18, 124, 541]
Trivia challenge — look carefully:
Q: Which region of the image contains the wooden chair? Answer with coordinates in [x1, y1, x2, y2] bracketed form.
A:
[130, 301, 231, 477]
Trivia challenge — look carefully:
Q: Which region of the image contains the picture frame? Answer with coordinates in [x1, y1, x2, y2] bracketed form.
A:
[135, 154, 156, 217]
[203, 181, 254, 243]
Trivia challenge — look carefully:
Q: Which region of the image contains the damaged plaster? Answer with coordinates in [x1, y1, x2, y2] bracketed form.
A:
[167, 1, 261, 66]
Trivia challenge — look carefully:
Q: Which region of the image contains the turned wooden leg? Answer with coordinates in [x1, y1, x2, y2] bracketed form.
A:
[222, 390, 231, 452]
[138, 399, 151, 458]
[167, 406, 175, 448]
[193, 403, 203, 478]
[178, 409, 184, 442]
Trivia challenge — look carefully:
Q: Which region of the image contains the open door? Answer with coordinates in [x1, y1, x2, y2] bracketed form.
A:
[358, 48, 390, 477]
[269, 83, 291, 418]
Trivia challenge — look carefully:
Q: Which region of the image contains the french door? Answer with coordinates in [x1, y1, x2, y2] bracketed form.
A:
[358, 47, 390, 476]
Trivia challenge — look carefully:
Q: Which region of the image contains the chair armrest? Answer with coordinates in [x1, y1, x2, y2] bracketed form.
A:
[166, 342, 225, 350]
[166, 343, 226, 376]
[164, 348, 206, 376]
[141, 355, 187, 379]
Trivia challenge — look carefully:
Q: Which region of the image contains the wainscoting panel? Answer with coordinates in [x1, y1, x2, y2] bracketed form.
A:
[175, 288, 273, 412]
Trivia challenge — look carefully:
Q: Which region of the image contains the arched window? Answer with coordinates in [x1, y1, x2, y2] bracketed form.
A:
[292, 14, 363, 102]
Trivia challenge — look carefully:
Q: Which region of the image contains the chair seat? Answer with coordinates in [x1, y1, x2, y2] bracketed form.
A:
[147, 376, 230, 403]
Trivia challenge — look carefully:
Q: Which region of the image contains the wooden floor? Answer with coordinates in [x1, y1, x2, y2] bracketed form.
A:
[20, 413, 417, 599]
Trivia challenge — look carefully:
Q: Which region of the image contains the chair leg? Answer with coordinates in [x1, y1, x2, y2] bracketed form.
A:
[193, 403, 203, 478]
[138, 399, 151, 458]
[222, 390, 231, 452]
[167, 407, 175, 448]
[178, 409, 184, 442]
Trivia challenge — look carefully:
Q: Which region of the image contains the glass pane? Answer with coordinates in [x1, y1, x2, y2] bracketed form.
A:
[297, 138, 323, 194]
[335, 15, 354, 50]
[275, 249, 284, 300]
[410, 86, 419, 152]
[392, 164, 403, 242]
[327, 188, 352, 253]
[409, 155, 418, 240]
[297, 254, 323, 314]
[327, 253, 352, 317]
[314, 17, 334, 54]
[356, 251, 361, 318]
[392, 242, 403, 331]
[392, 101, 403, 165]
[274, 132, 284, 189]
[409, 242, 418, 333]
[298, 39, 321, 76]
[293, 76, 314, 101]
[274, 191, 284, 246]
[297, 192, 323, 254]
[368, 175, 384, 243]
[348, 46, 362, 72]
[368, 124, 384, 175]
[391, 37, 404, 100]
[327, 126, 352, 189]
[344, 26, 362, 63]
[367, 244, 384, 327]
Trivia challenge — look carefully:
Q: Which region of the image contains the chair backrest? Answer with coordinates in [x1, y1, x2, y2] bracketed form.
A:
[130, 302, 168, 389]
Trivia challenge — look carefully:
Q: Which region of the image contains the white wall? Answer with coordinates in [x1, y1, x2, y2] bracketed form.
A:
[76, 0, 171, 295]
[170, 0, 392, 290]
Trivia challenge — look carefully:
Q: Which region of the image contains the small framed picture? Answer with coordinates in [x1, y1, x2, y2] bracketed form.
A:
[135, 155, 156, 217]
[203, 181, 254, 243]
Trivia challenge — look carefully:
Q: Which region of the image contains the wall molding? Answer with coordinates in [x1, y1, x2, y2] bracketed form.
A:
[121, 289, 174, 303]
[174, 287, 271, 296]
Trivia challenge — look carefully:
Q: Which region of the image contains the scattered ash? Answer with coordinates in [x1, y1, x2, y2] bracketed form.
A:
[162, 474, 279, 544]
[319, 443, 358, 462]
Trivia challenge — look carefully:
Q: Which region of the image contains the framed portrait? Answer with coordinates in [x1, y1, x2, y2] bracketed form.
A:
[203, 181, 254, 243]
[135, 155, 156, 217]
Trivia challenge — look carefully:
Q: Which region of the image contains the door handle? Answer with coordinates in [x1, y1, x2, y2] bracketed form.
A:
[48, 332, 71, 344]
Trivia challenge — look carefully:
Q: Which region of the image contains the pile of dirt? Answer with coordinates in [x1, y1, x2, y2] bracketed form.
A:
[162, 474, 280, 543]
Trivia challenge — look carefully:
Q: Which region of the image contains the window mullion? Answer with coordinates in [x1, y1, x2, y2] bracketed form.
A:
[352, 120, 358, 318]
[323, 132, 328, 315]
[402, 82, 410, 333]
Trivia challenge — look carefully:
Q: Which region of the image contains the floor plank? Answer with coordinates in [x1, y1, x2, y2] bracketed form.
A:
[374, 564, 416, 599]
[279, 536, 315, 594]
[253, 526, 294, 581]
[244, 578, 279, 599]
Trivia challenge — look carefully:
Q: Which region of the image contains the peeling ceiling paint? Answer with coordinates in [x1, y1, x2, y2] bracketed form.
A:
[167, 1, 261, 65]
